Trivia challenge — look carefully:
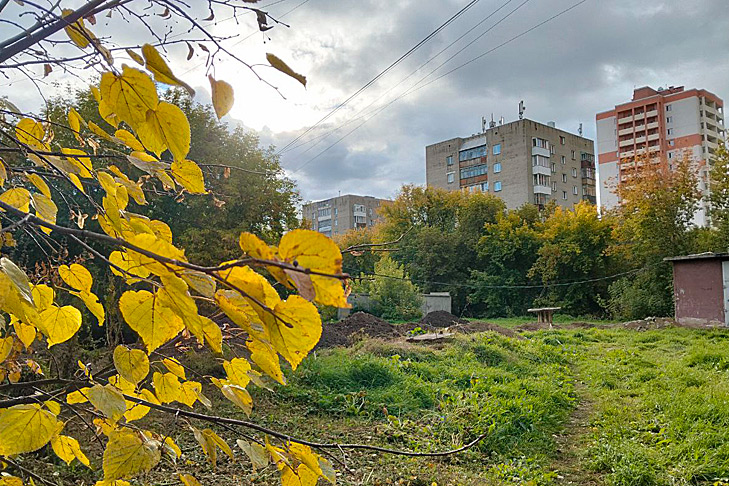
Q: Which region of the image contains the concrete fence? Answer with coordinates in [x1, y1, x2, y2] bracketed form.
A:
[337, 292, 452, 320]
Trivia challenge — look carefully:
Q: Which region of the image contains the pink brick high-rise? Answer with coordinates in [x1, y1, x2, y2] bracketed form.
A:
[596, 86, 725, 225]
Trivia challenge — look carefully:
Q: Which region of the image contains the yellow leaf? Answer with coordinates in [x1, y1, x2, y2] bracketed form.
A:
[238, 232, 289, 286]
[221, 384, 252, 416]
[73, 290, 105, 326]
[51, 434, 91, 467]
[246, 338, 286, 385]
[66, 387, 91, 404]
[223, 358, 251, 388]
[113, 129, 144, 152]
[0, 336, 12, 364]
[61, 148, 93, 178]
[0, 475, 23, 486]
[108, 374, 136, 394]
[179, 474, 202, 486]
[126, 151, 168, 174]
[178, 380, 202, 408]
[124, 388, 158, 422]
[278, 229, 347, 307]
[137, 102, 190, 162]
[0, 187, 31, 212]
[88, 384, 127, 422]
[266, 53, 307, 87]
[171, 159, 205, 193]
[288, 442, 322, 477]
[200, 316, 223, 353]
[68, 107, 84, 142]
[203, 429, 234, 460]
[113, 345, 149, 384]
[109, 250, 151, 283]
[68, 173, 85, 193]
[180, 270, 216, 298]
[153, 371, 182, 403]
[25, 173, 51, 198]
[15, 118, 45, 149]
[119, 289, 184, 353]
[141, 44, 195, 96]
[0, 159, 6, 186]
[102, 429, 161, 480]
[162, 357, 186, 379]
[62, 9, 96, 48]
[125, 48, 144, 66]
[270, 295, 321, 370]
[108, 165, 147, 205]
[99, 66, 159, 129]
[208, 75, 234, 119]
[0, 258, 34, 307]
[31, 193, 57, 234]
[14, 321, 36, 349]
[214, 289, 267, 342]
[58, 263, 93, 292]
[237, 439, 270, 471]
[88, 120, 115, 143]
[44, 400, 61, 415]
[163, 436, 182, 460]
[0, 404, 59, 455]
[40, 305, 82, 347]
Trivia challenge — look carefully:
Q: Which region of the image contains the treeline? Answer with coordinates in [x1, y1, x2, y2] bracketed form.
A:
[339, 147, 729, 320]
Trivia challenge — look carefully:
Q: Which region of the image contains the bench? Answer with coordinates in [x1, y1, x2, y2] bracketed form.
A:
[527, 307, 562, 328]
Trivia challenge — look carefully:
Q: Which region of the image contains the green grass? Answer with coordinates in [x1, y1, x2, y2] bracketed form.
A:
[476, 313, 622, 329]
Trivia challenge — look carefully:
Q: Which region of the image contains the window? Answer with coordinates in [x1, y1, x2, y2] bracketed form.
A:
[669, 139, 675, 147]
[446, 155, 453, 166]
[334, 208, 338, 216]
[533, 174, 550, 186]
[668, 152, 674, 159]
[550, 144, 555, 155]
[560, 136, 566, 145]
[317, 208, 331, 217]
[532, 137, 549, 149]
[494, 181, 502, 192]
[666, 104, 672, 112]
[492, 144, 501, 155]
[561, 155, 566, 165]
[573, 186, 578, 195]
[354, 215, 366, 224]
[572, 168, 577, 177]
[480, 182, 488, 191]
[459, 145, 487, 161]
[562, 174, 567, 183]
[460, 164, 488, 179]
[551, 162, 556, 173]
[493, 162, 502, 173]
[571, 150, 576, 160]
[552, 181, 557, 192]
[667, 128, 674, 136]
[532, 155, 550, 168]
[666, 116, 673, 123]
[447, 172, 455, 184]
[562, 191, 567, 200]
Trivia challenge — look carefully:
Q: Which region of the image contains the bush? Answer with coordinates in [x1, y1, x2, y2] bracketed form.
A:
[353, 256, 423, 321]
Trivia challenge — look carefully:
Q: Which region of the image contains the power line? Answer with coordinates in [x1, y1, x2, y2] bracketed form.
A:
[280, 0, 524, 157]
[360, 263, 657, 290]
[288, 0, 589, 174]
[275, 0, 483, 155]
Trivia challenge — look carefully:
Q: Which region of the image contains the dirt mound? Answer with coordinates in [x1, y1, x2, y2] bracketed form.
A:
[420, 311, 468, 328]
[515, 322, 549, 331]
[318, 312, 399, 348]
[623, 317, 675, 331]
[450, 321, 523, 339]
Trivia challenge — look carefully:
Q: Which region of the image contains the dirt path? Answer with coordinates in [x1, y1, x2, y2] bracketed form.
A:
[550, 379, 603, 485]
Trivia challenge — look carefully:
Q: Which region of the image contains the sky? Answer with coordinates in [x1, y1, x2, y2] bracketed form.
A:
[5, 0, 729, 203]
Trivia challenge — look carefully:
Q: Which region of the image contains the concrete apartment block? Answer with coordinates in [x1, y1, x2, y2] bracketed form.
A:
[426, 118, 596, 210]
[596, 86, 725, 226]
[302, 194, 389, 237]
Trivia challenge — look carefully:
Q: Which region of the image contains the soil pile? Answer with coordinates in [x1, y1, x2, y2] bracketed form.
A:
[623, 317, 675, 331]
[420, 311, 468, 328]
[318, 312, 399, 348]
[450, 321, 522, 339]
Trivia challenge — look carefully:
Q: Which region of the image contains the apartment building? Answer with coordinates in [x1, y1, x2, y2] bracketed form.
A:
[302, 194, 388, 237]
[597, 86, 725, 225]
[426, 118, 596, 209]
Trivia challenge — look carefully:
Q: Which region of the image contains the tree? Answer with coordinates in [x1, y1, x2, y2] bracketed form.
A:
[708, 143, 729, 250]
[352, 256, 423, 321]
[0, 3, 465, 486]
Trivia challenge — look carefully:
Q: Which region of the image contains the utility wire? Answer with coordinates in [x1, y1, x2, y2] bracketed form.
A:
[280, 0, 523, 157]
[289, 0, 589, 174]
[359, 263, 657, 290]
[276, 0, 482, 155]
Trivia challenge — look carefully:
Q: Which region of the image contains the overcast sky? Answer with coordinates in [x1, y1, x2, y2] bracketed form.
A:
[6, 0, 729, 203]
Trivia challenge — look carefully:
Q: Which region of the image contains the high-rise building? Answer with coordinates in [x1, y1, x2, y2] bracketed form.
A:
[302, 194, 388, 237]
[597, 86, 725, 224]
[426, 118, 596, 209]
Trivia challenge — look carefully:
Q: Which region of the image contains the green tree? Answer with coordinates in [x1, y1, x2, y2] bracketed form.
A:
[353, 256, 423, 321]
[708, 143, 729, 250]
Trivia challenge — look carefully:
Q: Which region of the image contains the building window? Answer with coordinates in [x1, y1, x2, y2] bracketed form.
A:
[551, 162, 556, 173]
[668, 152, 674, 159]
[666, 104, 672, 112]
[447, 172, 455, 184]
[493, 162, 502, 173]
[560, 136, 566, 145]
[494, 181, 502, 192]
[334, 208, 338, 216]
[561, 155, 566, 165]
[572, 168, 577, 177]
[532, 155, 550, 168]
[459, 145, 487, 161]
[318, 208, 331, 217]
[460, 164, 488, 179]
[492, 144, 501, 155]
[552, 181, 557, 192]
[571, 150, 576, 159]
[666, 116, 673, 123]
[480, 182, 488, 191]
[562, 191, 567, 200]
[573, 185, 578, 195]
[667, 128, 674, 136]
[550, 144, 555, 155]
[532, 137, 549, 149]
[562, 174, 567, 183]
[533, 174, 550, 186]
[446, 155, 453, 166]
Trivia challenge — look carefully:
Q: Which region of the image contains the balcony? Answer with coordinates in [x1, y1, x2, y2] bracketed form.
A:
[634, 112, 645, 121]
[649, 146, 660, 153]
[635, 136, 646, 144]
[618, 127, 634, 136]
[647, 133, 660, 141]
[621, 150, 635, 158]
[533, 165, 551, 176]
[533, 184, 551, 195]
[646, 109, 658, 118]
[531, 146, 550, 157]
[619, 139, 633, 148]
[618, 115, 632, 124]
[647, 122, 659, 130]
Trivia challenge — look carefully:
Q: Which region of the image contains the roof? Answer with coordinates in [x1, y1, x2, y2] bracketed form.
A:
[664, 252, 729, 262]
[459, 136, 487, 151]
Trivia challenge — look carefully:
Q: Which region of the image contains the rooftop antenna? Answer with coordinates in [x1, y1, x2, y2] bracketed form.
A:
[499, 116, 504, 126]
[578, 123, 583, 136]
[518, 100, 525, 120]
[481, 116, 487, 133]
[489, 113, 496, 128]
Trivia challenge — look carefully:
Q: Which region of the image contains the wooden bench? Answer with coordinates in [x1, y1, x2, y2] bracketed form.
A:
[527, 307, 562, 328]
